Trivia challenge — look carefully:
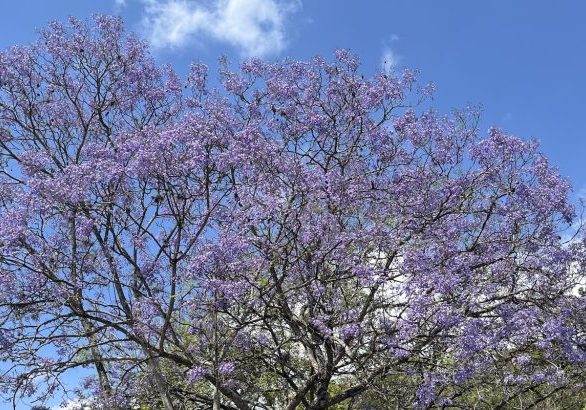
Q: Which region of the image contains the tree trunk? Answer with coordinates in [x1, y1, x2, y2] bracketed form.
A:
[143, 349, 175, 410]
[213, 384, 221, 410]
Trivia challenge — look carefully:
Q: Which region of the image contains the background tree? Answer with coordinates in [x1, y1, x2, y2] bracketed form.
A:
[0, 15, 585, 410]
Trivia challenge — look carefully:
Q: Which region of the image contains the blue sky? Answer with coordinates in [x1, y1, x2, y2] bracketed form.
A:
[1, 1, 585, 192]
[1, 0, 586, 408]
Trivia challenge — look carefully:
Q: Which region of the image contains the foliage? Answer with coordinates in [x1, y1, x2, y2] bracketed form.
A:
[0, 15, 585, 410]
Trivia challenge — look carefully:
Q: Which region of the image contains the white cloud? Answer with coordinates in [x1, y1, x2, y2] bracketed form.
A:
[381, 34, 401, 74]
[52, 399, 92, 410]
[141, 0, 300, 56]
[381, 47, 399, 73]
[115, 0, 127, 7]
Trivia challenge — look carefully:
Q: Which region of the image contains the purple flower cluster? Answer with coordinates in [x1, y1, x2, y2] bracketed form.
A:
[0, 15, 584, 409]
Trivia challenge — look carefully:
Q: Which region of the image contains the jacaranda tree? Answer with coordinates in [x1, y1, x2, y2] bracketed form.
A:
[0, 15, 585, 410]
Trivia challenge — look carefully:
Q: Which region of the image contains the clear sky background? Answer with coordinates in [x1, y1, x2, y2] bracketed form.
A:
[1, 0, 586, 408]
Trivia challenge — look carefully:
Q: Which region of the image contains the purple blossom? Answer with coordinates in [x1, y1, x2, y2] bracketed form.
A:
[187, 367, 208, 382]
[218, 362, 235, 375]
[0, 15, 584, 409]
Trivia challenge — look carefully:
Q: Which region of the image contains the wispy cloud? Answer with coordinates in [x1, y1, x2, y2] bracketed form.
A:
[114, 0, 127, 8]
[381, 34, 401, 74]
[140, 0, 300, 57]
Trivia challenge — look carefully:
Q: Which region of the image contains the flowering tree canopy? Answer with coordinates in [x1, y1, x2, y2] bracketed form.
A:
[0, 15, 585, 410]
